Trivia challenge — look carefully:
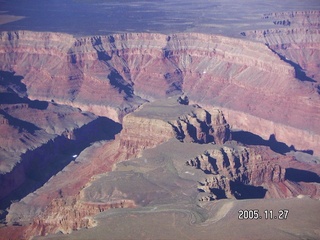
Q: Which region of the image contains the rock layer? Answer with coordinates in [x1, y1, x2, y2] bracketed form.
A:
[0, 10, 320, 239]
[244, 11, 320, 83]
[187, 146, 302, 201]
[2, 97, 320, 240]
[0, 71, 122, 214]
[3, 98, 232, 238]
[0, 29, 319, 154]
[119, 98, 230, 157]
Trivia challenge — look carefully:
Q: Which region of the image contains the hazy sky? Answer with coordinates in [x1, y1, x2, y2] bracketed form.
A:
[0, 0, 319, 36]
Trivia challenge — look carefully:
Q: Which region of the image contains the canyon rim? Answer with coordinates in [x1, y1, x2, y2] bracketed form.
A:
[0, 1, 320, 239]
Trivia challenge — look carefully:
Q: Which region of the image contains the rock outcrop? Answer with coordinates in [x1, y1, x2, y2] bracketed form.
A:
[1, 30, 319, 154]
[4, 139, 129, 239]
[3, 98, 231, 238]
[24, 194, 136, 237]
[187, 146, 319, 201]
[2, 97, 320, 240]
[243, 10, 320, 84]
[168, 107, 230, 144]
[0, 71, 97, 172]
[0, 11, 320, 239]
[235, 11, 320, 153]
[118, 97, 230, 157]
[0, 71, 122, 214]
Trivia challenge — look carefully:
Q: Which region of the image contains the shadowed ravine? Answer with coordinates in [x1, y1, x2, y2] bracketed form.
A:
[0, 117, 122, 219]
[232, 130, 314, 155]
[0, 4, 320, 239]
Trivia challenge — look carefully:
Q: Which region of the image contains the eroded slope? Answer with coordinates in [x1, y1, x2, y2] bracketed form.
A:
[0, 70, 121, 220]
[7, 97, 319, 240]
[16, 99, 320, 239]
[0, 8, 320, 240]
[0, 24, 319, 154]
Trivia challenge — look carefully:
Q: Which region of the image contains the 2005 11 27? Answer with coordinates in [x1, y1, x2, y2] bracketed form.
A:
[238, 209, 289, 220]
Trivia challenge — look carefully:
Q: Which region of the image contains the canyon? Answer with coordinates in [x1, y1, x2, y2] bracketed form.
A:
[5, 97, 320, 240]
[0, 5, 319, 240]
[0, 28, 319, 153]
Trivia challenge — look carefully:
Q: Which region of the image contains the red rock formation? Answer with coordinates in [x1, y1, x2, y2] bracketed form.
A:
[0, 31, 147, 122]
[24, 195, 136, 237]
[119, 98, 230, 157]
[119, 114, 174, 157]
[1, 30, 319, 154]
[0, 21, 319, 239]
[0, 100, 106, 203]
[245, 10, 320, 84]
[236, 11, 320, 153]
[0, 68, 125, 212]
[4, 98, 232, 238]
[168, 107, 230, 144]
[187, 146, 319, 200]
[2, 98, 319, 239]
[5, 138, 125, 223]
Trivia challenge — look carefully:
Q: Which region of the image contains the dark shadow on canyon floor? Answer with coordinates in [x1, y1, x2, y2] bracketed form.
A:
[0, 71, 27, 94]
[266, 47, 316, 83]
[232, 131, 313, 155]
[0, 109, 41, 133]
[0, 71, 49, 109]
[211, 188, 227, 199]
[285, 168, 320, 183]
[231, 181, 267, 199]
[0, 116, 122, 218]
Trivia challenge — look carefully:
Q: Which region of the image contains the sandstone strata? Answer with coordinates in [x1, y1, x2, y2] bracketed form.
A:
[236, 11, 320, 153]
[244, 11, 320, 83]
[0, 70, 122, 217]
[0, 10, 320, 240]
[0, 29, 319, 154]
[4, 140, 127, 238]
[119, 98, 230, 157]
[6, 98, 320, 240]
[186, 146, 313, 201]
[4, 98, 231, 238]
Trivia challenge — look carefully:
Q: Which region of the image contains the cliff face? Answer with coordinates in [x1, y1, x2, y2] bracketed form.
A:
[0, 116, 121, 211]
[0, 70, 100, 173]
[0, 15, 320, 238]
[24, 194, 136, 237]
[168, 107, 230, 144]
[244, 10, 320, 84]
[4, 98, 232, 238]
[118, 98, 230, 157]
[234, 11, 320, 153]
[0, 30, 319, 154]
[187, 146, 319, 201]
[0, 111, 53, 173]
[0, 30, 299, 104]
[119, 115, 174, 157]
[0, 68, 125, 214]
[3, 97, 320, 240]
[0, 31, 146, 123]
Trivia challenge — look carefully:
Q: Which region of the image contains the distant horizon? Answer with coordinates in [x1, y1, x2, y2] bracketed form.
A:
[1, 1, 320, 239]
[0, 0, 319, 37]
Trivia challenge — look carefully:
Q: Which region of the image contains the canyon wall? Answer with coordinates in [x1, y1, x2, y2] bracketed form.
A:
[0, 115, 121, 209]
[5, 98, 232, 237]
[0, 69, 124, 213]
[1, 30, 319, 154]
[0, 8, 319, 240]
[203, 105, 320, 155]
[119, 98, 230, 157]
[236, 11, 320, 152]
[244, 10, 320, 83]
[3, 96, 320, 239]
[187, 146, 302, 201]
